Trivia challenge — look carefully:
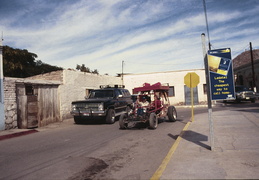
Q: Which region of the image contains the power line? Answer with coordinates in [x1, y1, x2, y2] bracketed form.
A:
[232, 44, 250, 58]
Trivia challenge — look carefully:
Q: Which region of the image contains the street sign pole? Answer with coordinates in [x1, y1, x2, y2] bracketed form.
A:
[201, 33, 214, 151]
[184, 72, 200, 122]
[191, 84, 194, 122]
[190, 73, 194, 122]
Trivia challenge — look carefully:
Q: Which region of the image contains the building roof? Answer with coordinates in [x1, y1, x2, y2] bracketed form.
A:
[5, 77, 61, 85]
[233, 49, 259, 69]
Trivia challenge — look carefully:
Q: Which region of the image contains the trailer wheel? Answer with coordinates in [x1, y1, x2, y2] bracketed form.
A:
[168, 106, 177, 122]
[119, 113, 128, 129]
[149, 112, 158, 129]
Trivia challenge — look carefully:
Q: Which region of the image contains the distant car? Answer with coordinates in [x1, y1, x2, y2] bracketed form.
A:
[71, 85, 133, 124]
[235, 85, 256, 103]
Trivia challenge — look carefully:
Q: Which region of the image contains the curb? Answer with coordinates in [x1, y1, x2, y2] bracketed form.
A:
[150, 121, 191, 180]
[0, 129, 38, 141]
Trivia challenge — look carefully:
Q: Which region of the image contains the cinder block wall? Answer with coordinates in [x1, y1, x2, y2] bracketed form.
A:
[60, 70, 121, 120]
[123, 69, 207, 105]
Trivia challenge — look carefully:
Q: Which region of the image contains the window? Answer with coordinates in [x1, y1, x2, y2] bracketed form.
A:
[115, 89, 122, 97]
[121, 89, 130, 96]
[203, 84, 207, 94]
[85, 89, 93, 97]
[169, 86, 175, 97]
[25, 85, 34, 95]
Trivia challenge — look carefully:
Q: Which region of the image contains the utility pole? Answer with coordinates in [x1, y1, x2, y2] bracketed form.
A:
[121, 60, 124, 86]
[203, 0, 211, 50]
[0, 33, 5, 130]
[201, 33, 214, 151]
[249, 42, 256, 92]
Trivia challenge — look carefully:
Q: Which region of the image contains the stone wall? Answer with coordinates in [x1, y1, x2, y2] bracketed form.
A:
[4, 78, 18, 129]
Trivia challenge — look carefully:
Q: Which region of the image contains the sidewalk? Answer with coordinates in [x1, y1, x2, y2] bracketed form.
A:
[161, 106, 259, 179]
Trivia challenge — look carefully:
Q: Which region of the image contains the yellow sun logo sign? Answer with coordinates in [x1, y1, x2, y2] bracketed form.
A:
[220, 48, 231, 53]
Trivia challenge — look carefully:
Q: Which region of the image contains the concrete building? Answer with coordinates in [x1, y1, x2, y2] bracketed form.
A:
[27, 70, 122, 120]
[123, 69, 207, 106]
[233, 49, 259, 92]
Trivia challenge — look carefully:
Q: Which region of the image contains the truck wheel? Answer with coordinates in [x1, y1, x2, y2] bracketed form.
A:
[149, 113, 158, 129]
[126, 106, 131, 114]
[119, 114, 128, 129]
[106, 109, 116, 124]
[168, 106, 177, 122]
[74, 117, 82, 124]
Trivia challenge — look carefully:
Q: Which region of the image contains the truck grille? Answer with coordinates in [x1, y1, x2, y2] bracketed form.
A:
[74, 103, 102, 111]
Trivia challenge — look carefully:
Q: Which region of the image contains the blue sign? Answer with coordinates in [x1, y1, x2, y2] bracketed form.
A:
[208, 48, 235, 100]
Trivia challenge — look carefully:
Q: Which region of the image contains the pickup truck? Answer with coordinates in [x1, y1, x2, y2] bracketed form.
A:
[71, 85, 133, 124]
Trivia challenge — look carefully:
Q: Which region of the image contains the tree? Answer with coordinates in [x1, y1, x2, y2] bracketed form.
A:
[76, 64, 95, 73]
[80, 64, 90, 73]
[76, 64, 81, 71]
[92, 69, 99, 75]
[3, 45, 63, 78]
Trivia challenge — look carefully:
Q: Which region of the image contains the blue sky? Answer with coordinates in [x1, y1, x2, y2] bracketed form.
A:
[1, 0, 259, 76]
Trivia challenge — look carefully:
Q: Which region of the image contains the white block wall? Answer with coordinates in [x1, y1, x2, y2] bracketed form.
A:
[123, 69, 207, 105]
[60, 70, 121, 120]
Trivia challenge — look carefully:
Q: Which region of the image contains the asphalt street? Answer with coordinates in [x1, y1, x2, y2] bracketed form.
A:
[0, 101, 258, 179]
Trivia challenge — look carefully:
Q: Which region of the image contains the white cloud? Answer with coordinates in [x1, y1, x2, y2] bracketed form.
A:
[1, 0, 258, 76]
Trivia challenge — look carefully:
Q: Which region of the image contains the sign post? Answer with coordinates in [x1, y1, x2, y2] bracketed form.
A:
[208, 48, 235, 101]
[184, 72, 200, 122]
[205, 47, 235, 151]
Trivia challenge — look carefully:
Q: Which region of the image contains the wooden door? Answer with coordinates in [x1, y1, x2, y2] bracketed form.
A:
[27, 95, 38, 128]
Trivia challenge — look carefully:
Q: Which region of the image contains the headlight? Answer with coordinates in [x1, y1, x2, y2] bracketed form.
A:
[98, 103, 104, 111]
[71, 104, 77, 111]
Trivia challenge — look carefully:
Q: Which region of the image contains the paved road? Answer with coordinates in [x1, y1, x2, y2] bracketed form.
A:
[0, 102, 256, 180]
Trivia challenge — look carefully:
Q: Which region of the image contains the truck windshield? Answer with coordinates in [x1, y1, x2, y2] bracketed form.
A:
[89, 90, 114, 98]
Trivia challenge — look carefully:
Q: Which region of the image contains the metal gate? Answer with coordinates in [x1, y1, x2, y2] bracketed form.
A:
[184, 85, 199, 105]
